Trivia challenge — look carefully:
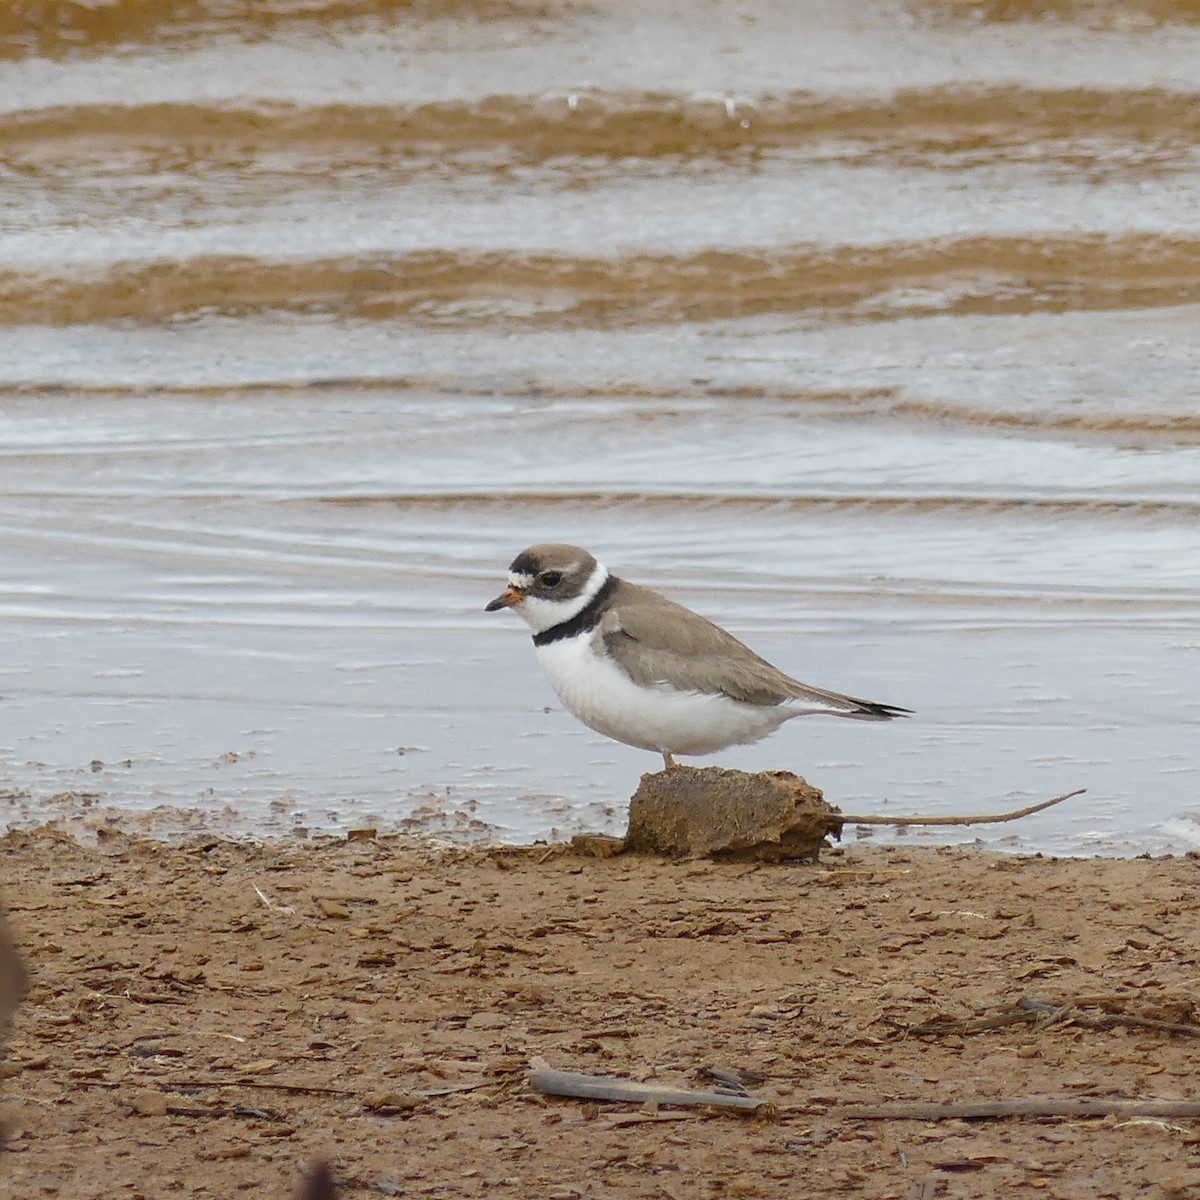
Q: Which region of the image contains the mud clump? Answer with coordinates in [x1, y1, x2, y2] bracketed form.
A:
[623, 766, 842, 860]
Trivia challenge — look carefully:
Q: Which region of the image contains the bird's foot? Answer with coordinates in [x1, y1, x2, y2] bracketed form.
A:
[661, 752, 678, 770]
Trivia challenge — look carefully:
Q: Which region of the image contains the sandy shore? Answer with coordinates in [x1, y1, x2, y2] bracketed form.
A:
[2, 826, 1199, 1198]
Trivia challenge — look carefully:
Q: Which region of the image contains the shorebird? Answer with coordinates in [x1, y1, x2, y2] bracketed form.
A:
[486, 543, 909, 769]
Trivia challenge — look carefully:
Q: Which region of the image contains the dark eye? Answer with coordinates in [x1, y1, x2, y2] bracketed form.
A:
[539, 571, 562, 587]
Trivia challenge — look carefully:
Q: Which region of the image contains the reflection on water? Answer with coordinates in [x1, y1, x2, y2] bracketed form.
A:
[1, 0, 1198, 853]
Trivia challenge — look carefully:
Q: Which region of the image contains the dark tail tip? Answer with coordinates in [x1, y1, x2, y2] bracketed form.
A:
[856, 701, 913, 721]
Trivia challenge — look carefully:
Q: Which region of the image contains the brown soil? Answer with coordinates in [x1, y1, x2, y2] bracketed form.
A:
[2, 826, 1199, 1199]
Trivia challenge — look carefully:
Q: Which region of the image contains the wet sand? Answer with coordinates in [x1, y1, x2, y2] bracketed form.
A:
[3, 825, 1199, 1198]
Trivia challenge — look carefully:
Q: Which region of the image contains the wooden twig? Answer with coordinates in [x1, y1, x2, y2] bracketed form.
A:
[161, 1077, 350, 1096]
[840, 788, 1085, 827]
[529, 1067, 770, 1114]
[887, 997, 1200, 1040]
[600, 1112, 697, 1127]
[882, 1011, 1034, 1037]
[831, 1098, 1200, 1121]
[1071, 1012, 1200, 1038]
[413, 1081, 493, 1098]
[252, 884, 295, 915]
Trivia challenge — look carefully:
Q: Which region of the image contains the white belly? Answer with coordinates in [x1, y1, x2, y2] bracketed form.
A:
[534, 632, 794, 757]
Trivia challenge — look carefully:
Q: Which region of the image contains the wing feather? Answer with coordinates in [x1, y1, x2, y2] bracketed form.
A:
[598, 585, 909, 718]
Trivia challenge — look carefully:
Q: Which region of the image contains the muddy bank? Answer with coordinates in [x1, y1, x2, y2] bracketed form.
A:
[2, 826, 1198, 1198]
[8, 234, 1200, 328]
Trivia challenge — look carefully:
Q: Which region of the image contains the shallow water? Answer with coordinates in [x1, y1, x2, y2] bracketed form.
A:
[1, 0, 1198, 853]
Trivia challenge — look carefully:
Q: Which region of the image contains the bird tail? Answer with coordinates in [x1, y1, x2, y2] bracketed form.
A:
[839, 698, 912, 721]
[787, 682, 911, 721]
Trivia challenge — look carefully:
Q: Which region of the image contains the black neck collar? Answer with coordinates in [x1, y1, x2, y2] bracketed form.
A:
[533, 574, 617, 647]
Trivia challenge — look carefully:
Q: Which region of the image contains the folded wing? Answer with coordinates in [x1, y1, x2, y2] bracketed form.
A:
[599, 589, 909, 719]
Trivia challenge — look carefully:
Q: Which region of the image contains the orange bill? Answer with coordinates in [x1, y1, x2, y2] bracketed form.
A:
[484, 585, 524, 612]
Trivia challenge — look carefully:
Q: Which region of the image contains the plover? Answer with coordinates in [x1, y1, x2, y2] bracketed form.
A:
[485, 543, 909, 769]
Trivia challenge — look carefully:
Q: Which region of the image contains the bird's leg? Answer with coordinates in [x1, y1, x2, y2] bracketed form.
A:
[661, 751, 677, 770]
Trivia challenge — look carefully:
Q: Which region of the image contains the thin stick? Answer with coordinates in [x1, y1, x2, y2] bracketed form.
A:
[829, 1098, 1200, 1121]
[161, 1077, 350, 1096]
[252, 884, 295, 915]
[882, 1011, 1035, 1036]
[1073, 1013, 1200, 1039]
[889, 1001, 1200, 1040]
[529, 1067, 769, 1114]
[840, 788, 1084, 827]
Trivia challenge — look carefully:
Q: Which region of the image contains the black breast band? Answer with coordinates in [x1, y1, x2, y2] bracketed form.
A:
[532, 575, 618, 647]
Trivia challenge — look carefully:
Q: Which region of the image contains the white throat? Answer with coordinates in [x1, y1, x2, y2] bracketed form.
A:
[514, 560, 610, 635]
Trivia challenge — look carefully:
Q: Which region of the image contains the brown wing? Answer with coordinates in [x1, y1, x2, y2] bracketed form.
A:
[599, 583, 909, 718]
